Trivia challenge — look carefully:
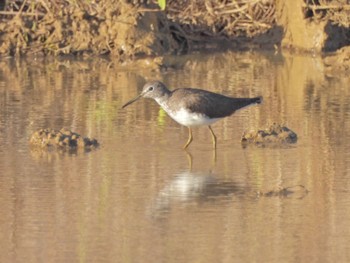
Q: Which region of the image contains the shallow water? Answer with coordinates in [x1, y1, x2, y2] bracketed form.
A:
[1, 52, 350, 263]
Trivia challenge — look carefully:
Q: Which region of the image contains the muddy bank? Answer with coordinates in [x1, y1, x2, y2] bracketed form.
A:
[0, 1, 177, 59]
[276, 0, 350, 53]
[0, 0, 275, 58]
[0, 0, 349, 59]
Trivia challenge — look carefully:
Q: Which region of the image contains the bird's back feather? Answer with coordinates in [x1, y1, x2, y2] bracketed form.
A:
[168, 88, 261, 118]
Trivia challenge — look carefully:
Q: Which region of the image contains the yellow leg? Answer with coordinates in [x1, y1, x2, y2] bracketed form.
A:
[208, 125, 217, 149]
[183, 127, 193, 149]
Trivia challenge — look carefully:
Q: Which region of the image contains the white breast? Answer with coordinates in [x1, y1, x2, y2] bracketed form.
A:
[159, 102, 221, 127]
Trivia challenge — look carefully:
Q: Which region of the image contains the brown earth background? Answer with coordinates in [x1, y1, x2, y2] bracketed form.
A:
[0, 0, 350, 70]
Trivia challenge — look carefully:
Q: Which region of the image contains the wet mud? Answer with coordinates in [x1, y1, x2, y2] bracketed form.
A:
[324, 46, 350, 76]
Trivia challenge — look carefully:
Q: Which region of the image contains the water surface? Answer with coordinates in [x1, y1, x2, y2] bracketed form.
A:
[1, 52, 350, 263]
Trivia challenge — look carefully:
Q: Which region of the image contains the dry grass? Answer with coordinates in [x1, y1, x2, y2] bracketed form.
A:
[166, 0, 275, 39]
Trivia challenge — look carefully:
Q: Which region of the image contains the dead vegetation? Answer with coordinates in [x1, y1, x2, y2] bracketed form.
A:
[303, 0, 350, 27]
[166, 0, 276, 39]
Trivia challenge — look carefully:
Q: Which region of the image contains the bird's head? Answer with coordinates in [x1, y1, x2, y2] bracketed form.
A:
[122, 81, 170, 108]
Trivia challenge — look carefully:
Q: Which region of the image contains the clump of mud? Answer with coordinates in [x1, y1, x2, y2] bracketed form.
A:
[241, 123, 297, 146]
[30, 128, 99, 150]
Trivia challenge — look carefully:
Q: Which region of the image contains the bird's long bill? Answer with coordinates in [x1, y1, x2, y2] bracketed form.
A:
[122, 94, 142, 109]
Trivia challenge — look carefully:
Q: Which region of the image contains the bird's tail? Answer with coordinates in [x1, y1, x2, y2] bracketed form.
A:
[231, 96, 263, 113]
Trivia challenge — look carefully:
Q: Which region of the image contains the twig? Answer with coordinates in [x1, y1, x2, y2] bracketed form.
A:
[304, 4, 350, 10]
[0, 11, 45, 17]
[39, 0, 53, 16]
[137, 8, 160, 12]
[16, 0, 28, 17]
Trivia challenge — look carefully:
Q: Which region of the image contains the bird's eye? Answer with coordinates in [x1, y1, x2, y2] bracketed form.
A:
[149, 86, 154, 91]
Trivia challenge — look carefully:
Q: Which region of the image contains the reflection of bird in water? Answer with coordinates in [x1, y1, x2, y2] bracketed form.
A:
[148, 171, 245, 216]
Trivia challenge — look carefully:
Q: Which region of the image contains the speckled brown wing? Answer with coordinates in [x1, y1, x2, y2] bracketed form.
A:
[169, 88, 262, 118]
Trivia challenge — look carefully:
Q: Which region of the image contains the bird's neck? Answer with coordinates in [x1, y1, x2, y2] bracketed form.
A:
[154, 90, 171, 106]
